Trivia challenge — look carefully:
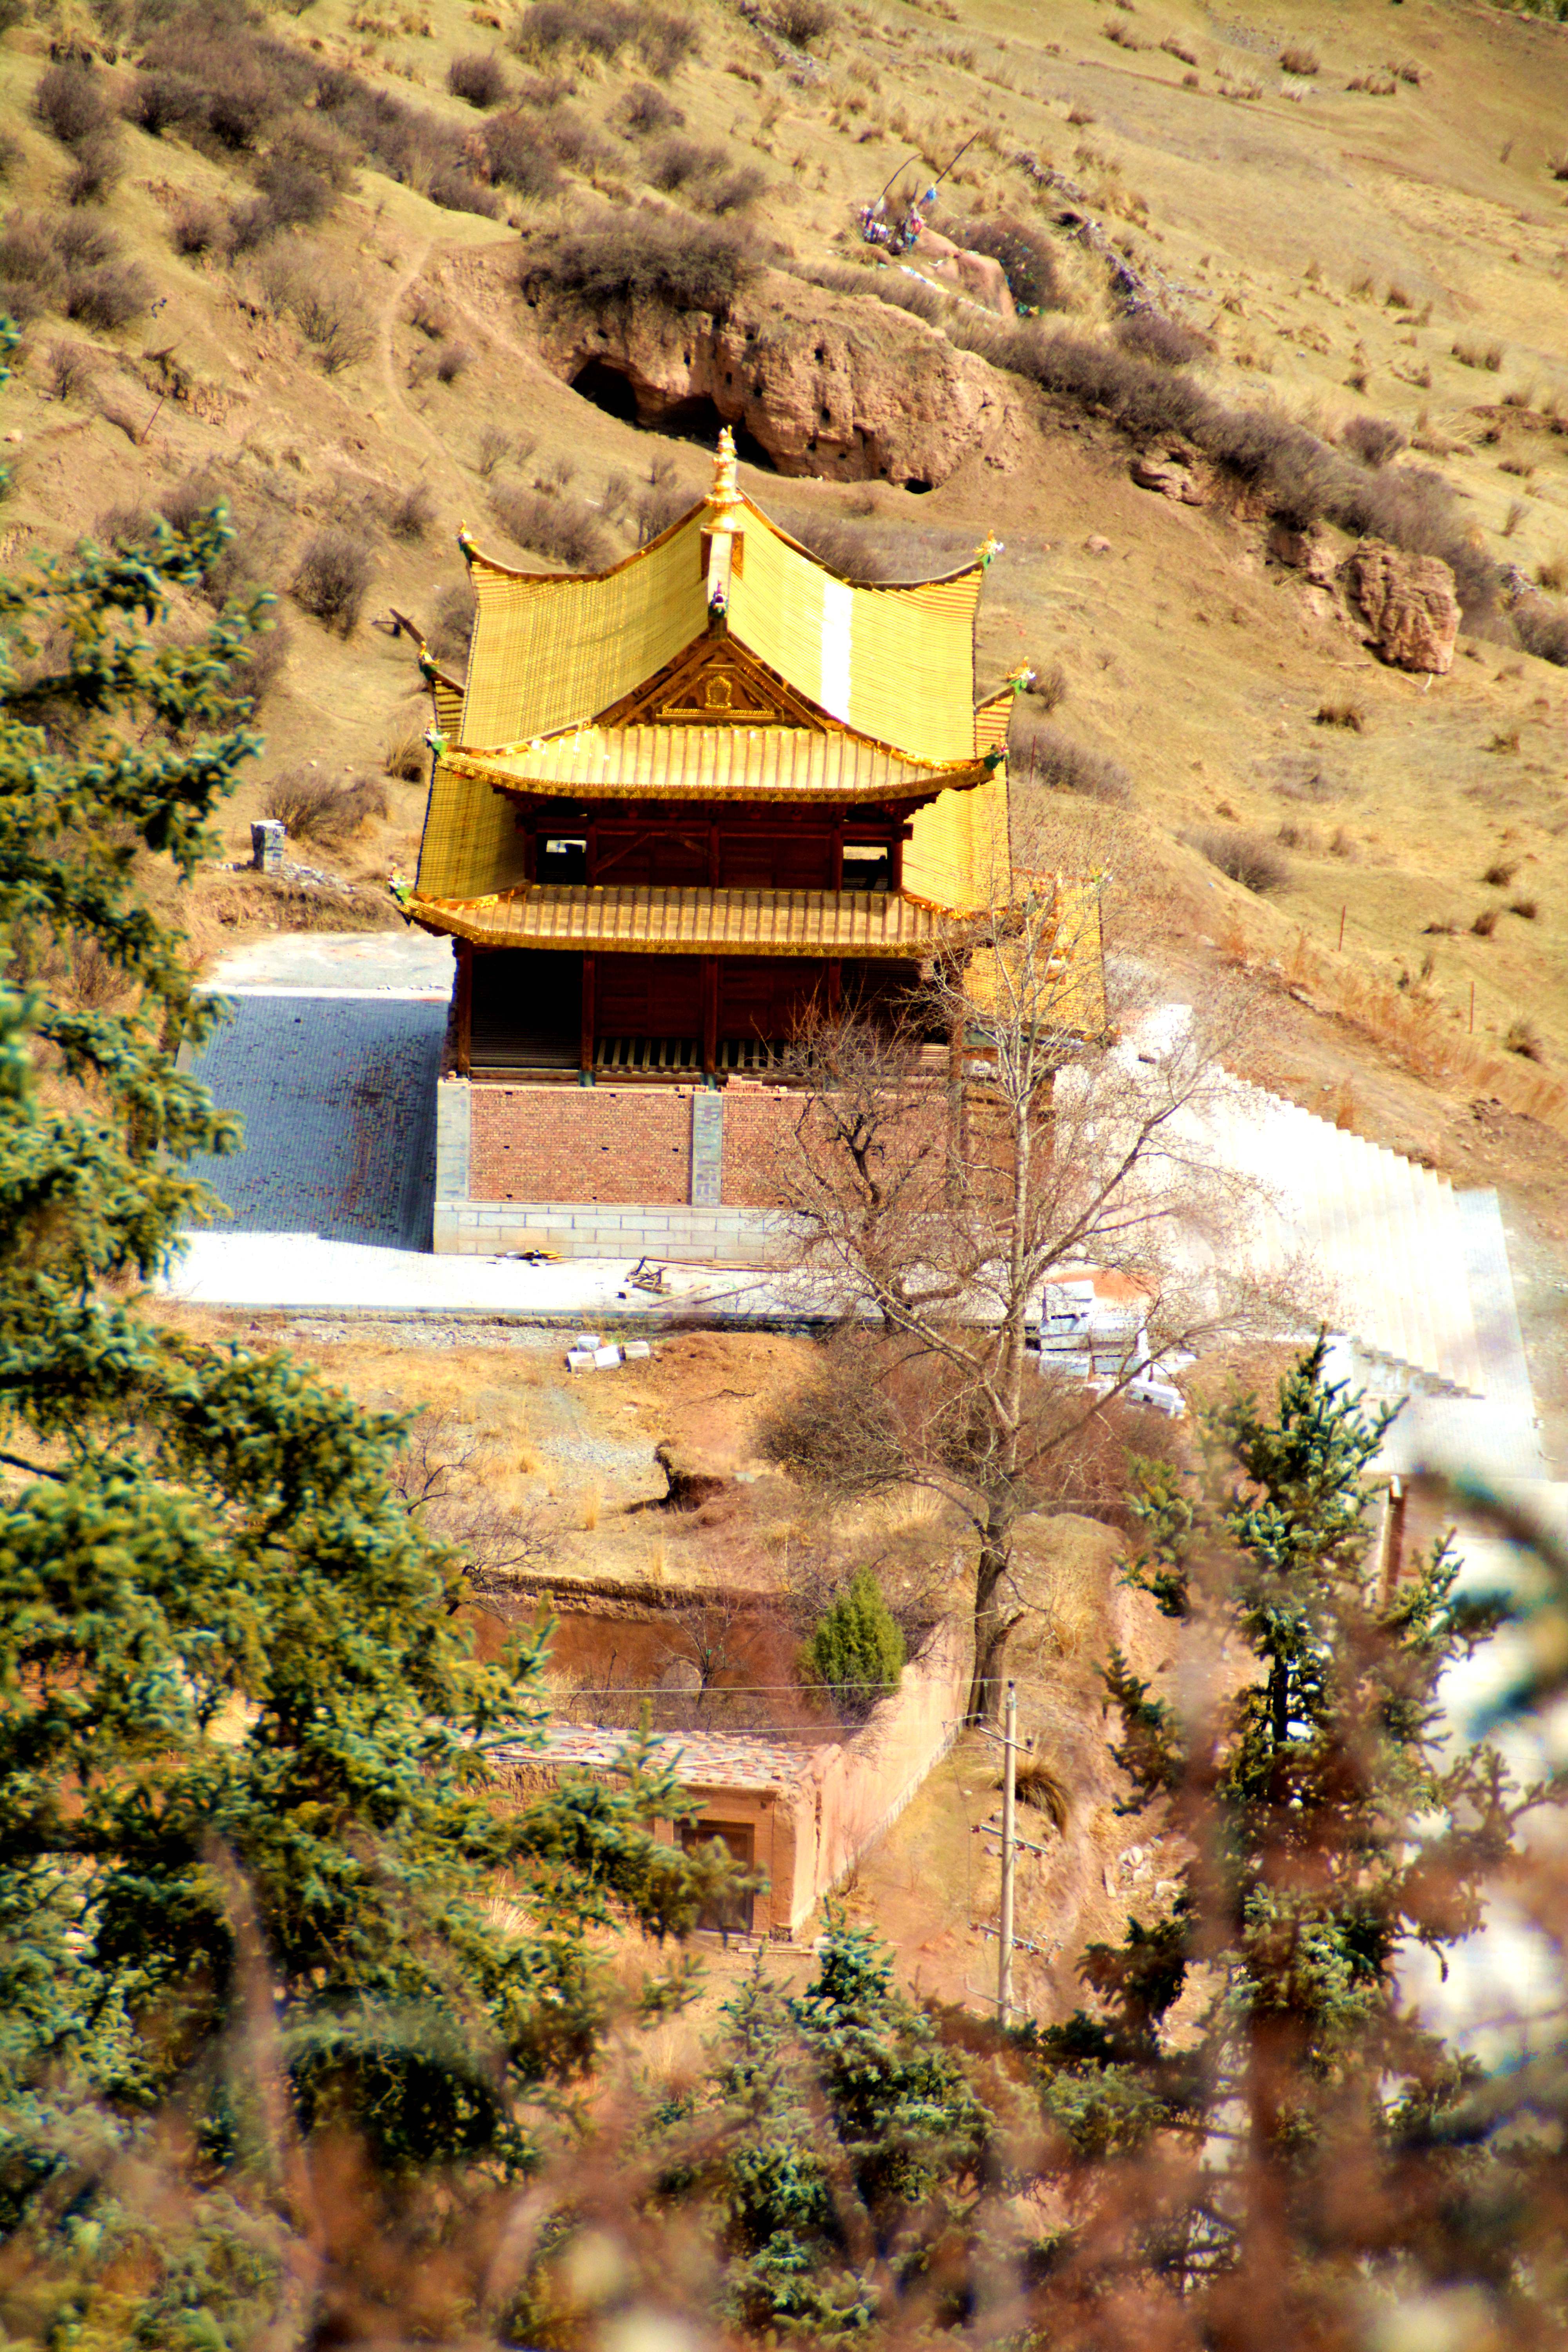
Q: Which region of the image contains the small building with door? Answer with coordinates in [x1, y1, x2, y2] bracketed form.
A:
[492, 1618, 969, 1940]
[406, 432, 1103, 1261]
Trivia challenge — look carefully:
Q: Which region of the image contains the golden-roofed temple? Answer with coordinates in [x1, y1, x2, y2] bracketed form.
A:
[407, 432, 1104, 1258]
[412, 431, 1101, 1080]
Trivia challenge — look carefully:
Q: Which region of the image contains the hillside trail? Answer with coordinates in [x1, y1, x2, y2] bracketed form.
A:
[372, 231, 452, 483]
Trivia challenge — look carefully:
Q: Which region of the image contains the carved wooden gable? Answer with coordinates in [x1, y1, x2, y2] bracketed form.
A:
[596, 635, 829, 732]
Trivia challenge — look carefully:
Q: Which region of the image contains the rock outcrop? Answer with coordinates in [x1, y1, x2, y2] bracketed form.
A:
[1131, 448, 1204, 505]
[1268, 519, 1339, 586]
[525, 265, 1013, 489]
[1346, 537, 1459, 673]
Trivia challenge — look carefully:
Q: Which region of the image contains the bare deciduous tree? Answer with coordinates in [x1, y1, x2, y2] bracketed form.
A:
[758, 873, 1296, 1722]
[388, 1408, 556, 1590]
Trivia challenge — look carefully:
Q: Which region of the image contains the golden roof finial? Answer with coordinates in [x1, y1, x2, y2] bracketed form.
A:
[708, 425, 743, 516]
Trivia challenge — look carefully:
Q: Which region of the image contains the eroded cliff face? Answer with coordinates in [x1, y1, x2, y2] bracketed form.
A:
[523, 267, 1016, 489]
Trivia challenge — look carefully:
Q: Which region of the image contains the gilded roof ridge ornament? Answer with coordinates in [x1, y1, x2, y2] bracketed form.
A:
[706, 426, 745, 533]
[976, 531, 1004, 570]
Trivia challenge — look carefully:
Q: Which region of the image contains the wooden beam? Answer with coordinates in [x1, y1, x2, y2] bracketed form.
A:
[580, 954, 596, 1081]
[702, 957, 718, 1076]
[454, 941, 473, 1077]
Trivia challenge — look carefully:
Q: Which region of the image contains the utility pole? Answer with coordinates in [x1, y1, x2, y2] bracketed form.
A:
[998, 1680, 1017, 2029]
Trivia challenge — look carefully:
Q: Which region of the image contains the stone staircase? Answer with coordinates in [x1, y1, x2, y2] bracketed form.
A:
[1195, 1073, 1487, 1397]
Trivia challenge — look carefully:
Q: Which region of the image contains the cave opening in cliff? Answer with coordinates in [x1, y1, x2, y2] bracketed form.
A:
[571, 359, 641, 424]
[569, 363, 777, 471]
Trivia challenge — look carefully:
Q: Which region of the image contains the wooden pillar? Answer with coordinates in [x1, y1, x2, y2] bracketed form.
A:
[831, 815, 844, 892]
[890, 829, 906, 894]
[454, 940, 473, 1077]
[702, 957, 719, 1076]
[585, 816, 598, 887]
[708, 818, 721, 887]
[580, 953, 596, 1082]
[827, 958, 842, 1019]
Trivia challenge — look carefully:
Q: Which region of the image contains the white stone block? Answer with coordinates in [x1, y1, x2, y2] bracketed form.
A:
[623, 1339, 651, 1360]
[592, 1343, 621, 1369]
[566, 1349, 597, 1374]
[572, 1332, 601, 1351]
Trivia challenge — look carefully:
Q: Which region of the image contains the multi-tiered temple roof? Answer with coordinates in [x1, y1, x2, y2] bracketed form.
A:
[410, 434, 1103, 1057]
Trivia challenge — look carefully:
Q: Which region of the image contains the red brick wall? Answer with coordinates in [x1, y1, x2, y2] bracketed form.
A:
[469, 1083, 933, 1210]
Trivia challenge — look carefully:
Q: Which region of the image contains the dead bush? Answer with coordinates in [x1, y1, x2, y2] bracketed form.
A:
[489, 482, 613, 570]
[448, 50, 509, 105]
[768, 0, 835, 44]
[1160, 33, 1198, 65]
[45, 338, 96, 399]
[1514, 599, 1568, 666]
[260, 769, 390, 846]
[65, 134, 122, 207]
[428, 582, 475, 662]
[618, 81, 683, 134]
[1340, 412, 1407, 468]
[482, 110, 563, 197]
[1509, 897, 1539, 921]
[1471, 908, 1499, 937]
[634, 483, 689, 546]
[646, 134, 723, 192]
[1315, 699, 1365, 731]
[1279, 43, 1319, 74]
[171, 200, 223, 255]
[261, 254, 372, 373]
[1114, 309, 1208, 365]
[388, 484, 436, 541]
[383, 725, 428, 780]
[434, 342, 473, 383]
[1483, 859, 1518, 886]
[63, 260, 149, 329]
[292, 529, 373, 635]
[509, 0, 638, 59]
[1011, 714, 1131, 804]
[34, 60, 112, 148]
[0, 212, 64, 322]
[1505, 1017, 1544, 1061]
[527, 211, 758, 316]
[637, 9, 699, 76]
[226, 619, 290, 711]
[1025, 658, 1067, 712]
[1183, 825, 1290, 893]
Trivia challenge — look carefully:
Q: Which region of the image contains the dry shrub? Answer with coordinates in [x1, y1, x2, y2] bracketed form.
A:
[618, 81, 683, 134]
[65, 134, 122, 206]
[292, 529, 373, 635]
[34, 60, 112, 147]
[482, 111, 563, 197]
[226, 620, 290, 711]
[1510, 897, 1539, 921]
[260, 769, 390, 846]
[45, 338, 96, 399]
[1103, 18, 1143, 48]
[1315, 699, 1365, 731]
[769, 0, 835, 45]
[1011, 713, 1131, 805]
[428, 582, 475, 662]
[1340, 413, 1407, 468]
[1483, 858, 1518, 886]
[435, 342, 472, 383]
[1161, 33, 1198, 65]
[509, 0, 637, 59]
[526, 211, 758, 315]
[171, 200, 222, 255]
[1015, 1758, 1069, 1829]
[808, 258, 951, 328]
[448, 49, 508, 105]
[383, 725, 428, 780]
[946, 213, 1064, 312]
[1471, 908, 1499, 937]
[1114, 310, 1208, 365]
[1026, 659, 1067, 713]
[258, 249, 372, 372]
[1184, 825, 1290, 893]
[1279, 43, 1319, 74]
[387, 484, 435, 541]
[488, 483, 613, 570]
[0, 213, 64, 322]
[64, 260, 149, 329]
[1506, 1017, 1544, 1060]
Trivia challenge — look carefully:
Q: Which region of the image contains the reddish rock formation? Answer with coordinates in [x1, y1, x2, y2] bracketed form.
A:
[525, 266, 1013, 489]
[1131, 449, 1204, 505]
[1346, 537, 1459, 673]
[1268, 519, 1339, 586]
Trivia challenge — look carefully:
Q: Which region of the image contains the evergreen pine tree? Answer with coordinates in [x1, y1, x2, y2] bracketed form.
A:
[1033, 1340, 1532, 2333]
[805, 1570, 907, 1716]
[0, 517, 725, 2341]
[657, 1916, 990, 2337]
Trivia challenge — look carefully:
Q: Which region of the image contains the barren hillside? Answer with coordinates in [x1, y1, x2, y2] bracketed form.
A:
[4, 0, 1568, 1319]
